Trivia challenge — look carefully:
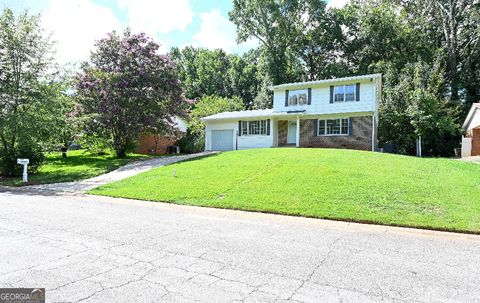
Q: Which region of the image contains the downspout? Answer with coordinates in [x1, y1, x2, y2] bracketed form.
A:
[296, 115, 302, 147]
[371, 115, 375, 152]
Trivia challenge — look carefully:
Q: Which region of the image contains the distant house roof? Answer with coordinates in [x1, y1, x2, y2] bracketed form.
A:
[462, 103, 480, 130]
[270, 73, 382, 90]
[202, 109, 274, 121]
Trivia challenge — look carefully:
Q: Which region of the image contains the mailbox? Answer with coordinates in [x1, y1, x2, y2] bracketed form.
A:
[17, 158, 29, 165]
[17, 158, 30, 182]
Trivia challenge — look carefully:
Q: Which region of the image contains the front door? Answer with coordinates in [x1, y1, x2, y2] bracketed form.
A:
[287, 121, 296, 144]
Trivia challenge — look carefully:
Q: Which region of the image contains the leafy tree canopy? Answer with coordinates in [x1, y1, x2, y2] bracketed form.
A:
[76, 30, 188, 158]
[0, 8, 60, 176]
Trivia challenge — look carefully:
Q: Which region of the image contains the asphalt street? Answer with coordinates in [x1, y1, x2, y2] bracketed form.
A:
[0, 192, 479, 302]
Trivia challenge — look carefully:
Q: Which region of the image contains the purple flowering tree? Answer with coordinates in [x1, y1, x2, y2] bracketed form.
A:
[76, 30, 187, 157]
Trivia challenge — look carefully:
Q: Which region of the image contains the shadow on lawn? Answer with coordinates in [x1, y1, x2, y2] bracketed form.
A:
[0, 152, 144, 187]
[170, 152, 221, 165]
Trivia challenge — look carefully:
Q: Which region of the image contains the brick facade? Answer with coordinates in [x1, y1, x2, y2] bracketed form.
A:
[276, 116, 375, 151]
[467, 128, 480, 156]
[300, 116, 374, 150]
[277, 120, 288, 146]
[136, 133, 176, 154]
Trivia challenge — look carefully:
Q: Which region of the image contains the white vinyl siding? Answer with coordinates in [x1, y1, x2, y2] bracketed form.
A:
[466, 108, 480, 131]
[205, 120, 274, 151]
[273, 80, 377, 115]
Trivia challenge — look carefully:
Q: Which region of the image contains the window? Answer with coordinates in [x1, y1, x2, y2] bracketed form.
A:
[319, 120, 325, 135]
[334, 84, 356, 102]
[288, 94, 298, 106]
[341, 118, 349, 134]
[242, 120, 269, 136]
[288, 89, 309, 106]
[318, 118, 350, 136]
[298, 93, 307, 105]
[334, 86, 344, 102]
[248, 121, 258, 135]
[326, 119, 340, 134]
[345, 85, 355, 101]
[260, 120, 267, 134]
[241, 121, 248, 135]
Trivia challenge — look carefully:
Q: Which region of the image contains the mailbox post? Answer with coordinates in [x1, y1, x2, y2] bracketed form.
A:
[17, 158, 30, 183]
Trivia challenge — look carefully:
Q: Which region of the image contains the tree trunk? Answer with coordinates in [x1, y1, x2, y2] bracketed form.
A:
[153, 134, 159, 154]
[115, 148, 127, 158]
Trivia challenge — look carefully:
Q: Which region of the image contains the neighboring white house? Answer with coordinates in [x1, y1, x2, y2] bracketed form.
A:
[202, 74, 382, 152]
[461, 103, 480, 157]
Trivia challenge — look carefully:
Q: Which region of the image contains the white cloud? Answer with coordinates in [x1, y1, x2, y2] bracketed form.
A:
[193, 9, 258, 53]
[42, 0, 121, 64]
[327, 0, 349, 9]
[118, 0, 193, 36]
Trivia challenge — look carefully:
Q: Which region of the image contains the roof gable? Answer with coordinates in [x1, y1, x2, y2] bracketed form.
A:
[463, 103, 480, 130]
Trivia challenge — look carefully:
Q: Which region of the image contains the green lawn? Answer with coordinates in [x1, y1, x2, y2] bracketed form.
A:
[0, 150, 151, 186]
[90, 148, 480, 233]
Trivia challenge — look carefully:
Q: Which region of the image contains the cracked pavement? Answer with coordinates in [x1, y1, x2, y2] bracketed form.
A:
[1, 192, 479, 302]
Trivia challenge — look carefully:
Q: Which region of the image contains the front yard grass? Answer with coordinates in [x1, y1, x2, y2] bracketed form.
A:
[0, 150, 151, 186]
[90, 148, 480, 233]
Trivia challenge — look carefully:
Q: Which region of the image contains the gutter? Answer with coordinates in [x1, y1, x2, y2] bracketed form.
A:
[269, 73, 382, 90]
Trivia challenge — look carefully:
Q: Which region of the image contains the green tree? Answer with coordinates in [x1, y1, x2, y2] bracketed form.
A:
[296, 0, 346, 80]
[76, 30, 187, 158]
[379, 59, 462, 156]
[170, 47, 230, 99]
[0, 9, 57, 176]
[398, 0, 480, 108]
[170, 46, 265, 109]
[229, 0, 304, 85]
[52, 87, 82, 154]
[227, 49, 261, 108]
[339, 0, 434, 75]
[399, 0, 480, 102]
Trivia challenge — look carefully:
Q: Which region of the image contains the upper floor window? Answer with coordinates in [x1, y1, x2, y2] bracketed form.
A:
[288, 90, 308, 106]
[289, 94, 298, 106]
[241, 120, 269, 136]
[334, 84, 356, 102]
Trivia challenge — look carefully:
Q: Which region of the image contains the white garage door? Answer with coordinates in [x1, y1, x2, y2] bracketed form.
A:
[211, 130, 234, 151]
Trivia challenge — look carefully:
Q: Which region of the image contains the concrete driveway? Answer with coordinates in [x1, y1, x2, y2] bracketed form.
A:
[23, 152, 216, 194]
[0, 192, 479, 303]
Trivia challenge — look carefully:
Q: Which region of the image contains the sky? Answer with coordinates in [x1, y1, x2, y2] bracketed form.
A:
[0, 0, 348, 65]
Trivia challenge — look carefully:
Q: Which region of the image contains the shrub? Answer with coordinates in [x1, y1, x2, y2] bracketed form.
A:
[177, 131, 204, 154]
[0, 141, 45, 176]
[78, 134, 112, 156]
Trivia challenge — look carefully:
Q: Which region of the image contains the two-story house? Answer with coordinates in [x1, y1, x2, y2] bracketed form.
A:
[202, 74, 382, 151]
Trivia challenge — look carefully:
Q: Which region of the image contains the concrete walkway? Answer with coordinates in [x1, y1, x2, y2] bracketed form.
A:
[459, 156, 480, 163]
[2, 152, 216, 195]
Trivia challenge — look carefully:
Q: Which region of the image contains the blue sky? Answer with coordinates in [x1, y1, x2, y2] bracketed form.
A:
[1, 0, 344, 64]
